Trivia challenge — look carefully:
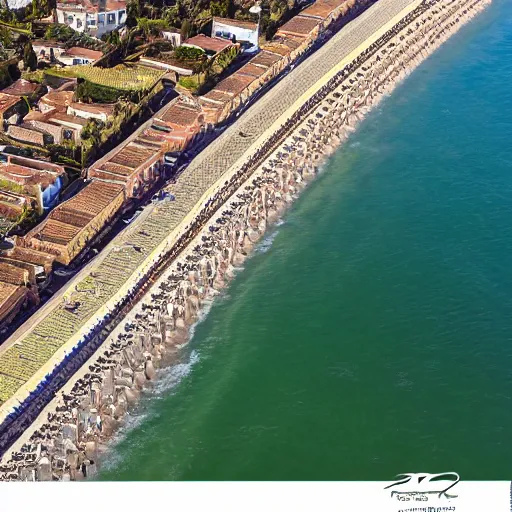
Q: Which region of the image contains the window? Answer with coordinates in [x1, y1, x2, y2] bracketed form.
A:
[88, 19, 96, 26]
[107, 13, 116, 24]
[98, 14, 105, 24]
[119, 10, 125, 21]
[76, 18, 83, 28]
[63, 129, 73, 141]
[67, 15, 73, 24]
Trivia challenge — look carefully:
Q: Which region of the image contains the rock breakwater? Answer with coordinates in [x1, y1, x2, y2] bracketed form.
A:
[0, 0, 491, 480]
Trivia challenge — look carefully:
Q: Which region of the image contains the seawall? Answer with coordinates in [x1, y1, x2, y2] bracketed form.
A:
[0, 0, 492, 480]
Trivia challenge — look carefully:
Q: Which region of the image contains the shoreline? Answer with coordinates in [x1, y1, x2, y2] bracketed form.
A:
[0, 0, 492, 480]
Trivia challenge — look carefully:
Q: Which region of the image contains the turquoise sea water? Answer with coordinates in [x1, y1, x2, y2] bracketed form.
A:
[99, 0, 512, 481]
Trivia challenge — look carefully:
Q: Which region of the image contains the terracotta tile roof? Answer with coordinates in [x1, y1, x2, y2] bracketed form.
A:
[39, 90, 74, 110]
[213, 17, 258, 31]
[201, 90, 232, 104]
[156, 101, 203, 128]
[237, 62, 267, 78]
[48, 112, 88, 127]
[0, 154, 65, 188]
[60, 47, 103, 61]
[277, 15, 321, 37]
[30, 181, 124, 242]
[0, 261, 29, 285]
[68, 102, 115, 117]
[23, 110, 48, 122]
[6, 247, 55, 272]
[0, 93, 22, 115]
[249, 50, 283, 68]
[184, 35, 233, 54]
[34, 219, 83, 246]
[2, 80, 40, 97]
[109, 143, 155, 170]
[57, 0, 126, 13]
[214, 73, 255, 96]
[0, 196, 25, 220]
[0, 282, 25, 310]
[260, 41, 294, 57]
[55, 181, 125, 222]
[7, 125, 47, 146]
[300, 0, 349, 20]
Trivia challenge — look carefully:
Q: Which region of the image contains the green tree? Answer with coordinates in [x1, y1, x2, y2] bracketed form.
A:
[180, 19, 191, 41]
[105, 29, 121, 46]
[126, 0, 142, 28]
[23, 41, 37, 71]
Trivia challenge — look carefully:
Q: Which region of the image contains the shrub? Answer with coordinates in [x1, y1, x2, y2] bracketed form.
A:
[175, 45, 204, 61]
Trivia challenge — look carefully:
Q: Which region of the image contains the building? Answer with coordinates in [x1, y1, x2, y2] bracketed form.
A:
[212, 17, 259, 53]
[0, 281, 30, 327]
[0, 190, 30, 222]
[1, 80, 44, 101]
[88, 139, 164, 198]
[1, 246, 56, 285]
[0, 153, 67, 213]
[275, 14, 322, 41]
[138, 55, 195, 77]
[7, 125, 52, 147]
[17, 180, 125, 265]
[162, 31, 182, 47]
[67, 102, 115, 122]
[0, 93, 28, 131]
[38, 90, 75, 114]
[183, 34, 234, 57]
[32, 40, 67, 63]
[148, 98, 205, 151]
[56, 0, 127, 38]
[59, 47, 104, 66]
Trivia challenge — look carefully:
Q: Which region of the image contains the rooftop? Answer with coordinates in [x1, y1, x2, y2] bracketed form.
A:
[213, 17, 258, 31]
[7, 125, 47, 146]
[214, 73, 256, 96]
[0, 93, 22, 115]
[1, 80, 41, 98]
[237, 62, 268, 78]
[0, 283, 27, 319]
[0, 262, 29, 286]
[39, 90, 74, 111]
[68, 102, 115, 117]
[48, 112, 88, 127]
[5, 247, 55, 272]
[276, 15, 321, 37]
[56, 0, 127, 14]
[249, 50, 284, 68]
[56, 180, 125, 223]
[0, 154, 66, 188]
[183, 35, 233, 54]
[33, 219, 82, 246]
[60, 47, 104, 61]
[156, 100, 204, 128]
[300, 0, 349, 19]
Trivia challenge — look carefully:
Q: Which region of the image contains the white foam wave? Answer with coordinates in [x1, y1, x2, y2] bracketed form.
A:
[256, 230, 279, 253]
[152, 350, 200, 395]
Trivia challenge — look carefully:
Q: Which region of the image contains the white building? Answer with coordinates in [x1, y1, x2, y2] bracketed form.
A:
[212, 17, 259, 53]
[56, 0, 127, 39]
[59, 47, 103, 65]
